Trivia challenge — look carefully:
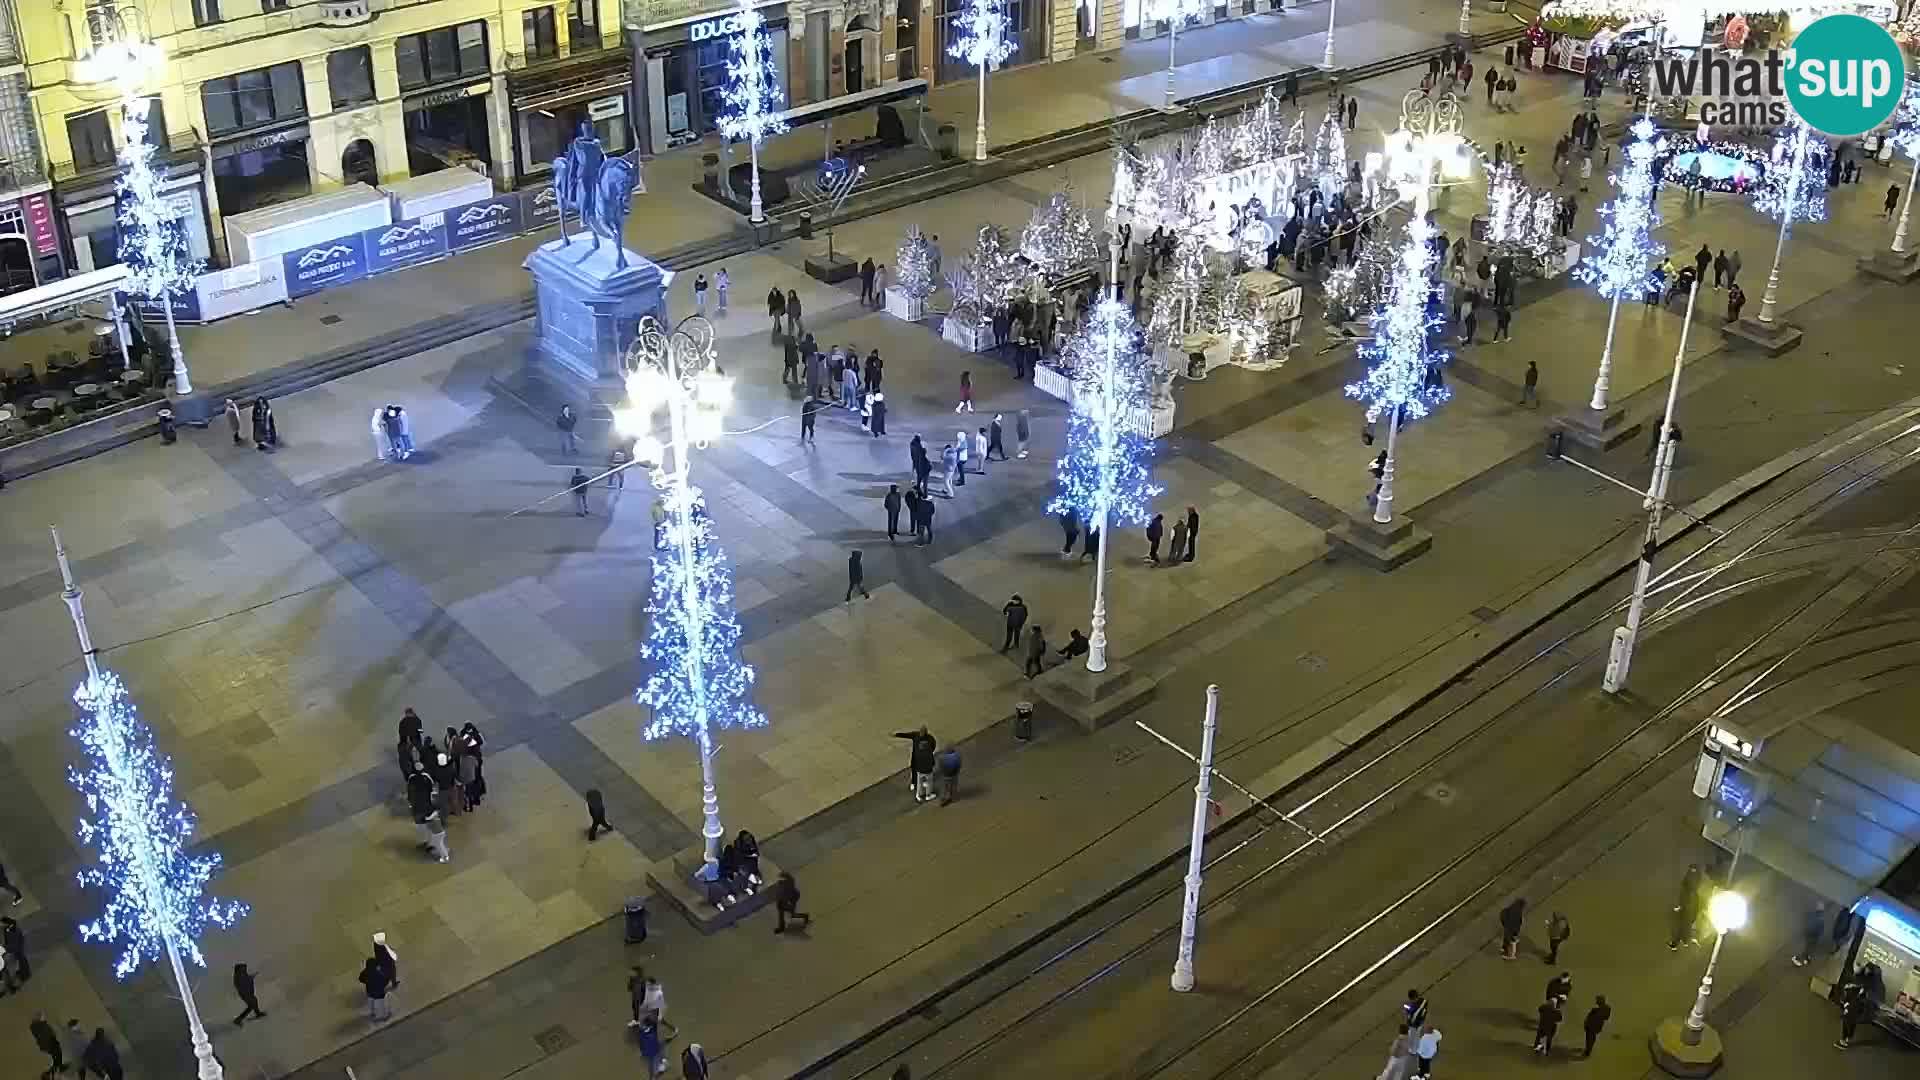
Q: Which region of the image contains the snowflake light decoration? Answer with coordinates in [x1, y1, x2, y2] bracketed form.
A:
[1888, 78, 1920, 160]
[70, 671, 248, 980]
[636, 482, 767, 744]
[1048, 299, 1164, 528]
[1020, 191, 1100, 279]
[715, 1, 789, 146]
[1344, 211, 1450, 424]
[948, 0, 1016, 69]
[1753, 120, 1830, 225]
[1575, 117, 1666, 301]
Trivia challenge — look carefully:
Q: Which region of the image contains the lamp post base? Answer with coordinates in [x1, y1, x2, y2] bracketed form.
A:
[1326, 512, 1432, 570]
[1858, 248, 1920, 282]
[1721, 317, 1805, 357]
[1030, 659, 1157, 733]
[1554, 406, 1642, 451]
[646, 843, 788, 934]
[1649, 1017, 1725, 1077]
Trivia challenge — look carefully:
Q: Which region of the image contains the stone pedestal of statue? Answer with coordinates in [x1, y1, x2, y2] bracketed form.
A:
[523, 232, 668, 390]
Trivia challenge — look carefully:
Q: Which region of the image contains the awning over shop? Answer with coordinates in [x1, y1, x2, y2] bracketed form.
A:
[0, 263, 128, 329]
[1704, 712, 1920, 907]
[774, 78, 928, 130]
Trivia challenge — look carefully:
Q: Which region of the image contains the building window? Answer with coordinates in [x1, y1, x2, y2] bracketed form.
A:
[142, 97, 169, 150]
[524, 7, 558, 60]
[192, 0, 223, 26]
[328, 47, 376, 108]
[396, 21, 490, 91]
[200, 60, 308, 137]
[67, 110, 115, 170]
[569, 0, 599, 43]
[262, 0, 290, 10]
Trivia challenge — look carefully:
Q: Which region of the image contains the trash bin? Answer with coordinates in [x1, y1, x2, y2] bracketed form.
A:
[623, 897, 649, 943]
[1014, 702, 1034, 741]
[702, 153, 721, 189]
[798, 211, 814, 240]
[157, 407, 177, 445]
[936, 123, 959, 161]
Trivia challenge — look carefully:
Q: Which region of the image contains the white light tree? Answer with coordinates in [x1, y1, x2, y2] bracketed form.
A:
[118, 97, 201, 394]
[1883, 80, 1920, 256]
[1344, 208, 1450, 525]
[1574, 117, 1665, 412]
[949, 0, 1015, 162]
[56, 527, 245, 1080]
[1310, 106, 1348, 200]
[1020, 191, 1100, 280]
[1047, 299, 1163, 674]
[716, 0, 789, 224]
[1750, 119, 1830, 327]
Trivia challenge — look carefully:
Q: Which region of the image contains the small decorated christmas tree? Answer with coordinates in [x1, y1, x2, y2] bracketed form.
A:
[895, 225, 935, 301]
[1020, 192, 1099, 280]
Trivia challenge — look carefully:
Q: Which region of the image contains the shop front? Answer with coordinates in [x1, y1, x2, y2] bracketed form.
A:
[507, 51, 633, 186]
[403, 81, 495, 177]
[210, 122, 314, 218]
[56, 153, 215, 275]
[936, 0, 1045, 82]
[0, 192, 62, 294]
[639, 3, 791, 155]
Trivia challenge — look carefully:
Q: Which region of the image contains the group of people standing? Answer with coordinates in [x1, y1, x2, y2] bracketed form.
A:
[397, 707, 487, 865]
[222, 396, 280, 452]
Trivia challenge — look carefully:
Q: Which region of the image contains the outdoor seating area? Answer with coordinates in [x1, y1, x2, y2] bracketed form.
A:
[0, 329, 154, 439]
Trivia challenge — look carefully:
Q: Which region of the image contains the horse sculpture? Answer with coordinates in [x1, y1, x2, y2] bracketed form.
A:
[593, 157, 640, 270]
[549, 154, 571, 240]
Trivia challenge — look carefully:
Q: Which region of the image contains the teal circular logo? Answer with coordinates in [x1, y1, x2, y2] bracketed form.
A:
[1785, 14, 1906, 137]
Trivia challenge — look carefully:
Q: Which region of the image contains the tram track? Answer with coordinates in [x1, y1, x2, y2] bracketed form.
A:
[788, 411, 1920, 1080]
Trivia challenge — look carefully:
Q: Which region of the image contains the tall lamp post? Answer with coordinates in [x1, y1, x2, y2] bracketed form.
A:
[54, 527, 246, 1080]
[1752, 121, 1828, 328]
[1323, 0, 1339, 68]
[1169, 684, 1219, 992]
[1150, 0, 1202, 112]
[950, 0, 1015, 162]
[1683, 891, 1748, 1043]
[1350, 90, 1471, 526]
[619, 317, 767, 882]
[78, 6, 195, 395]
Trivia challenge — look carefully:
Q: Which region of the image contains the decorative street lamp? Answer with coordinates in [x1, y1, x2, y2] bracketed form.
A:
[54, 527, 245, 1080]
[715, 0, 789, 225]
[949, 0, 1015, 162]
[1323, 0, 1340, 68]
[1147, 0, 1205, 112]
[1348, 90, 1472, 526]
[1882, 80, 1920, 258]
[1752, 120, 1829, 328]
[618, 316, 768, 883]
[77, 6, 197, 395]
[1683, 890, 1748, 1044]
[1575, 118, 1666, 414]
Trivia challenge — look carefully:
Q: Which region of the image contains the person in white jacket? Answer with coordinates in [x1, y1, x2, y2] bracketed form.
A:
[371, 407, 391, 461]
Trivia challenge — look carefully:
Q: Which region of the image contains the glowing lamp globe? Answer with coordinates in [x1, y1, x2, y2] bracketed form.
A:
[634, 434, 665, 465]
[1707, 891, 1748, 934]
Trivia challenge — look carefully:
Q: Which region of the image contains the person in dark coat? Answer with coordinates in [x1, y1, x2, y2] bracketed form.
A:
[1059, 512, 1080, 556]
[0, 859, 23, 905]
[781, 334, 800, 384]
[912, 489, 936, 545]
[82, 1029, 122, 1080]
[682, 1043, 711, 1079]
[359, 958, 392, 1022]
[1546, 970, 1572, 1001]
[884, 484, 903, 541]
[1058, 629, 1089, 661]
[799, 396, 820, 444]
[1533, 996, 1563, 1054]
[786, 289, 803, 336]
[768, 286, 786, 331]
[398, 707, 423, 749]
[1581, 995, 1610, 1057]
[866, 349, 883, 390]
[1670, 864, 1702, 948]
[2, 917, 28, 982]
[1001, 594, 1028, 652]
[869, 391, 887, 436]
[846, 550, 869, 601]
[251, 397, 278, 451]
[373, 932, 400, 989]
[233, 963, 266, 1025]
[586, 788, 613, 840]
[1545, 911, 1571, 964]
[859, 258, 877, 306]
[29, 1012, 62, 1077]
[1183, 506, 1200, 562]
[1025, 625, 1048, 678]
[893, 726, 937, 801]
[910, 436, 932, 493]
[988, 414, 1007, 459]
[772, 870, 810, 933]
[59, 1021, 87, 1080]
[1146, 513, 1165, 564]
[1500, 896, 1527, 958]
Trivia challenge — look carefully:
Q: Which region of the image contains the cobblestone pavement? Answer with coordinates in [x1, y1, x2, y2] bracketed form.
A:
[0, 9, 1915, 1080]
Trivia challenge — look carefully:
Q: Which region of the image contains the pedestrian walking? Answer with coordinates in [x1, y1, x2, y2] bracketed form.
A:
[973, 427, 989, 474]
[1793, 901, 1829, 965]
[1886, 183, 1901, 218]
[1726, 249, 1741, 286]
[570, 467, 591, 516]
[640, 973, 678, 1039]
[1499, 896, 1527, 958]
[682, 1043, 710, 1079]
[773, 870, 811, 933]
[556, 404, 579, 456]
[860, 257, 877, 305]
[639, 1014, 666, 1075]
[870, 391, 887, 436]
[585, 787, 614, 840]
[1581, 995, 1610, 1057]
[1024, 625, 1049, 677]
[1168, 514, 1188, 564]
[0, 860, 23, 905]
[955, 370, 974, 412]
[1284, 71, 1298, 105]
[1494, 304, 1514, 344]
[768, 286, 785, 333]
[60, 1021, 88, 1080]
[250, 396, 278, 450]
[937, 746, 962, 804]
[358, 958, 392, 1022]
[1016, 408, 1031, 458]
[1546, 970, 1573, 1002]
[1081, 527, 1100, 564]
[1403, 988, 1430, 1032]
[1, 917, 28, 983]
[786, 289, 803, 336]
[988, 414, 1007, 459]
[1001, 594, 1028, 652]
[692, 272, 708, 314]
[1534, 997, 1563, 1055]
[884, 484, 904, 541]
[893, 725, 937, 802]
[846, 550, 869, 601]
[800, 396, 820, 444]
[1670, 864, 1703, 948]
[913, 489, 936, 545]
[29, 1012, 62, 1078]
[81, 1030, 120, 1080]
[1726, 282, 1746, 323]
[910, 435, 931, 493]
[715, 267, 729, 313]
[1414, 1027, 1441, 1077]
[1693, 243, 1712, 284]
[941, 442, 958, 496]
[1545, 911, 1570, 963]
[1837, 979, 1869, 1048]
[1146, 513, 1165, 563]
[1378, 1026, 1416, 1080]
[1712, 249, 1730, 288]
[232, 963, 266, 1026]
[1183, 506, 1200, 562]
[225, 397, 244, 445]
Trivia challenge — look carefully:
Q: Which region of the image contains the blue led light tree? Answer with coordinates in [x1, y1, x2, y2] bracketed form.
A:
[1574, 117, 1666, 412]
[1751, 119, 1830, 327]
[1047, 298, 1163, 673]
[949, 0, 1015, 162]
[715, 0, 789, 224]
[621, 317, 766, 884]
[54, 528, 245, 1080]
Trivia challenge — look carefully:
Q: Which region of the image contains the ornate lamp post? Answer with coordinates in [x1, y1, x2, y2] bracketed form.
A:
[1323, 0, 1339, 68]
[1684, 891, 1748, 1043]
